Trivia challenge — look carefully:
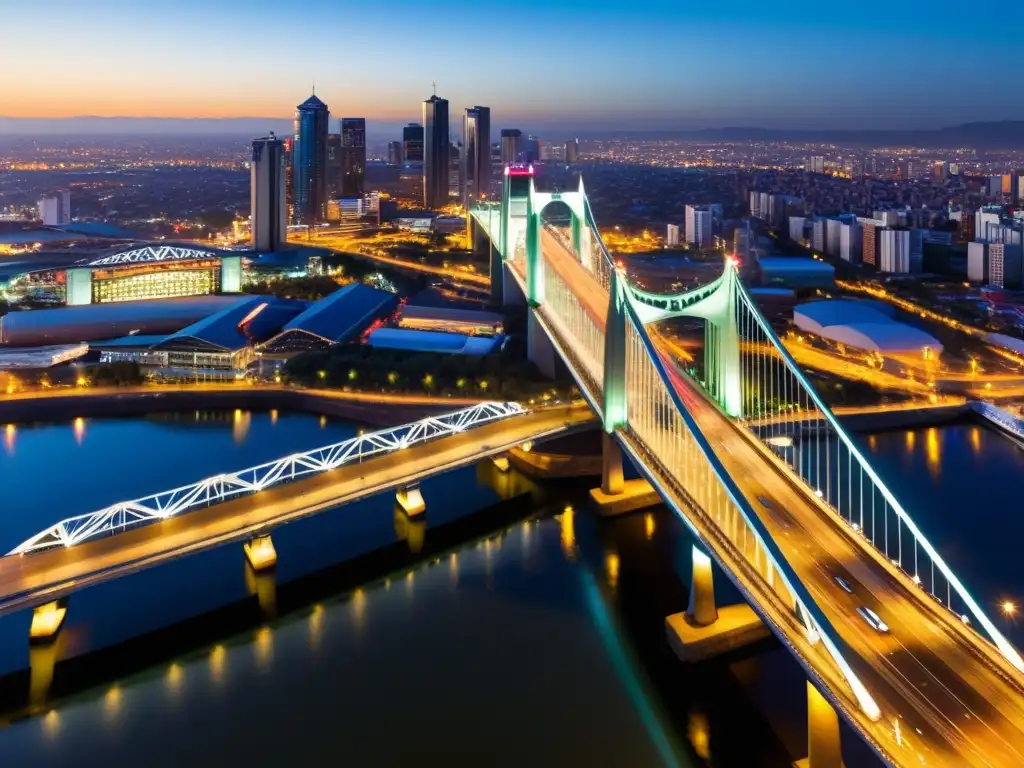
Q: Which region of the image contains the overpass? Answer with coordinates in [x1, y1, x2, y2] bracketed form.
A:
[468, 166, 1024, 768]
[2, 402, 594, 619]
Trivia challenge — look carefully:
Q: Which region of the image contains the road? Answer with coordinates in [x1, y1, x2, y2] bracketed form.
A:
[0, 405, 595, 617]
[531, 231, 1024, 766]
[656, 342, 1024, 767]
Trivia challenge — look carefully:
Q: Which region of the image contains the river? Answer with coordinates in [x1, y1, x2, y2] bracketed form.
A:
[0, 411, 1019, 766]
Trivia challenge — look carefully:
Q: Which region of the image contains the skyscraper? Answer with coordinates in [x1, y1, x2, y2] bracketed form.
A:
[565, 138, 580, 164]
[341, 118, 366, 197]
[685, 205, 712, 247]
[423, 94, 450, 209]
[403, 123, 424, 164]
[326, 133, 342, 198]
[462, 106, 491, 206]
[250, 134, 287, 252]
[500, 129, 522, 166]
[523, 135, 541, 164]
[282, 137, 294, 217]
[388, 141, 403, 167]
[293, 93, 330, 225]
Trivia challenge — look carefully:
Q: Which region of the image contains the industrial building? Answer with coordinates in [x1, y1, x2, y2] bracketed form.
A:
[366, 328, 501, 356]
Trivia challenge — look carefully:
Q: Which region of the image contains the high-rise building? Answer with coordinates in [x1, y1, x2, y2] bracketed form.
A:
[462, 106, 491, 206]
[283, 137, 294, 216]
[988, 243, 1023, 289]
[292, 93, 330, 225]
[565, 138, 580, 164]
[500, 129, 522, 166]
[878, 229, 922, 274]
[250, 134, 287, 252]
[449, 141, 462, 201]
[37, 191, 70, 226]
[732, 224, 751, 261]
[666, 224, 680, 246]
[388, 141, 403, 167]
[967, 241, 987, 282]
[811, 219, 826, 252]
[341, 118, 366, 197]
[523, 135, 541, 164]
[789, 216, 807, 243]
[806, 156, 826, 174]
[403, 123, 424, 163]
[840, 221, 862, 264]
[326, 133, 342, 198]
[861, 220, 878, 266]
[685, 205, 712, 247]
[423, 95, 450, 209]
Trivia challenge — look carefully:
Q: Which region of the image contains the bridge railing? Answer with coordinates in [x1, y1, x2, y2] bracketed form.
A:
[9, 402, 526, 556]
[732, 279, 1024, 672]
[619, 297, 882, 720]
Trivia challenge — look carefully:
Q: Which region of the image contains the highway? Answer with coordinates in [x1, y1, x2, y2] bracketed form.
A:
[533, 231, 1024, 767]
[0, 405, 595, 617]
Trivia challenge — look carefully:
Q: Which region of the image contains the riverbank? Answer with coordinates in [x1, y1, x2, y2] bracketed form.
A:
[0, 386, 488, 426]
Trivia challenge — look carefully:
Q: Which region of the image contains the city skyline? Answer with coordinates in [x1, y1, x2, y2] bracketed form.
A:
[3, 0, 1023, 133]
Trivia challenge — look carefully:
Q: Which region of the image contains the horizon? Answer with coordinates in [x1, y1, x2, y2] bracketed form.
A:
[3, 0, 1023, 134]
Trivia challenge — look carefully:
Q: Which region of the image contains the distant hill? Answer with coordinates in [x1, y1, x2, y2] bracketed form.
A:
[612, 122, 1024, 149]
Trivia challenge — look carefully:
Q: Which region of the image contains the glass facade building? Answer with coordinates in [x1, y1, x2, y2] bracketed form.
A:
[341, 118, 366, 197]
[292, 94, 330, 225]
[422, 95, 450, 209]
[462, 106, 491, 207]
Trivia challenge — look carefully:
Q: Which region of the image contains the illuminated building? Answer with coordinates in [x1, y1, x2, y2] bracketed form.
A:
[666, 224, 680, 246]
[293, 93, 330, 225]
[523, 135, 541, 164]
[37, 192, 70, 226]
[805, 156, 826, 174]
[500, 129, 521, 165]
[685, 205, 712, 247]
[565, 138, 580, 164]
[326, 133, 342, 197]
[341, 118, 366, 197]
[462, 106, 491, 207]
[423, 94, 450, 209]
[388, 141, 402, 166]
[403, 123, 424, 164]
[250, 134, 287, 252]
[878, 228, 923, 274]
[859, 218, 878, 266]
[540, 143, 565, 162]
[283, 137, 294, 219]
[449, 141, 462, 201]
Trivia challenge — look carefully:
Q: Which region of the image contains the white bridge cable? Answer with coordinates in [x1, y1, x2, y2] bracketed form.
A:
[9, 402, 527, 556]
[733, 279, 1024, 672]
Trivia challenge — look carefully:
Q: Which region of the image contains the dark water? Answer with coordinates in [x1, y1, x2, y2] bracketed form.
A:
[0, 413, 1019, 767]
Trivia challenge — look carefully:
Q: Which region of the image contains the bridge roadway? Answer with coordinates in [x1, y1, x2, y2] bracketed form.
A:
[0, 405, 594, 618]
[532, 229, 1024, 767]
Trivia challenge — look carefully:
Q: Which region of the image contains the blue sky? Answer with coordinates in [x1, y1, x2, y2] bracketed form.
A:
[2, 0, 1021, 132]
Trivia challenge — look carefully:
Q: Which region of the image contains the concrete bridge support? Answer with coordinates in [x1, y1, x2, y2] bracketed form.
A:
[396, 484, 426, 517]
[245, 560, 278, 618]
[490, 453, 511, 472]
[588, 434, 659, 516]
[394, 508, 426, 553]
[527, 311, 557, 380]
[665, 546, 769, 661]
[29, 601, 67, 643]
[243, 534, 277, 571]
[796, 681, 844, 768]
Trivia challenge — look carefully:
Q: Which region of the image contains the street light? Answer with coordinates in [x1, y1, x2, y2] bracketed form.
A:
[1002, 601, 1016, 617]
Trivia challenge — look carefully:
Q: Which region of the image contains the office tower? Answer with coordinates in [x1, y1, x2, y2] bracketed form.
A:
[449, 141, 462, 201]
[877, 229, 921, 273]
[250, 134, 287, 252]
[403, 123, 424, 164]
[388, 141, 403, 166]
[967, 241, 987, 282]
[811, 219, 826, 252]
[840, 221, 862, 264]
[749, 191, 761, 218]
[685, 205, 712, 247]
[789, 216, 807, 242]
[341, 118, 366, 197]
[292, 93, 330, 225]
[423, 94, 450, 209]
[523, 135, 541, 164]
[500, 129, 522, 165]
[283, 137, 294, 215]
[37, 191, 70, 225]
[666, 224, 680, 246]
[462, 106, 491, 206]
[975, 208, 1002, 241]
[826, 218, 843, 258]
[565, 138, 580, 164]
[326, 133, 342, 197]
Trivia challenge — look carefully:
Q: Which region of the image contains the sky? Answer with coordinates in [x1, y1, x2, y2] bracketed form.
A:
[2, 0, 1022, 135]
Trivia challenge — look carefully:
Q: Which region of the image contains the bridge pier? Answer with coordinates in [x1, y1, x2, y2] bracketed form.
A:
[29, 601, 67, 643]
[490, 453, 511, 472]
[665, 546, 769, 661]
[396, 484, 426, 517]
[28, 639, 60, 710]
[243, 534, 277, 571]
[527, 311, 557, 379]
[394, 507, 426, 553]
[588, 435, 659, 516]
[245, 560, 278, 618]
[795, 681, 844, 768]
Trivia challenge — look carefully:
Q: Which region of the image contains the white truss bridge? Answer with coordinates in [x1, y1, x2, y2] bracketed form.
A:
[10, 402, 525, 555]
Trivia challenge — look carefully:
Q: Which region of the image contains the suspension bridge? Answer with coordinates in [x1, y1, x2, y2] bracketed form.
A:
[468, 165, 1024, 768]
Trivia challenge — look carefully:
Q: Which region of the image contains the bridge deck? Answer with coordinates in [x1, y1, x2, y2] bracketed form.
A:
[527, 228, 1024, 767]
[0, 406, 594, 617]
